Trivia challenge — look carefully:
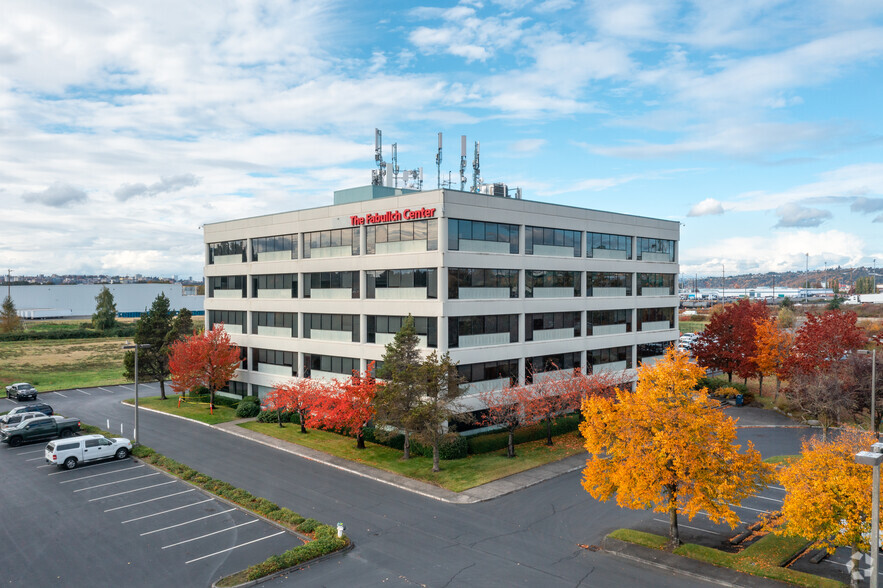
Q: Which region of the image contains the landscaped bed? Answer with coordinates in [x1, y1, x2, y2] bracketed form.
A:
[128, 395, 240, 425]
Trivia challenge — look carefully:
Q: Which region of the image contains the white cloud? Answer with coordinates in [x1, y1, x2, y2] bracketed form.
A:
[510, 138, 547, 153]
[775, 203, 832, 228]
[687, 198, 724, 217]
[22, 182, 88, 207]
[114, 173, 200, 201]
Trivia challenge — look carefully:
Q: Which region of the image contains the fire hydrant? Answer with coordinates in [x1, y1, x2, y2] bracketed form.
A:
[337, 522, 345, 538]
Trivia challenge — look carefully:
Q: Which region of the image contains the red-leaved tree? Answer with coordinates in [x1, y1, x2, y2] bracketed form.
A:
[267, 378, 321, 433]
[524, 367, 584, 446]
[693, 299, 769, 383]
[169, 325, 241, 409]
[307, 362, 379, 449]
[479, 383, 535, 458]
[786, 310, 868, 376]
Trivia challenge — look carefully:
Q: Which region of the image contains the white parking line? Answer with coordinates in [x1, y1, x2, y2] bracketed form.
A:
[140, 509, 236, 536]
[16, 449, 45, 456]
[163, 520, 259, 549]
[76, 389, 91, 395]
[74, 472, 160, 492]
[653, 519, 721, 536]
[88, 480, 176, 501]
[53, 391, 68, 398]
[185, 531, 287, 564]
[98, 387, 116, 394]
[121, 498, 215, 524]
[36, 464, 54, 469]
[60, 465, 145, 484]
[49, 459, 122, 475]
[25, 457, 44, 462]
[750, 495, 783, 504]
[119, 385, 135, 392]
[766, 485, 786, 491]
[104, 489, 196, 512]
[728, 503, 770, 514]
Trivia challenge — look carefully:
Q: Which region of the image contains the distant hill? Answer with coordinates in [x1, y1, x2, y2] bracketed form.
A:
[690, 266, 879, 290]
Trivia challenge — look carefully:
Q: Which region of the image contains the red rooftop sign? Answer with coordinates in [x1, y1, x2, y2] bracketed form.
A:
[350, 207, 436, 226]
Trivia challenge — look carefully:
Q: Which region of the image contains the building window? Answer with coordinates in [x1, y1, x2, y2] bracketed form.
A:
[251, 234, 296, 262]
[366, 268, 437, 299]
[448, 315, 518, 348]
[458, 359, 519, 393]
[238, 346, 248, 371]
[587, 232, 632, 260]
[637, 307, 675, 331]
[304, 354, 359, 379]
[636, 237, 676, 262]
[525, 270, 581, 298]
[638, 341, 675, 364]
[208, 275, 246, 298]
[525, 352, 581, 383]
[303, 271, 360, 299]
[447, 219, 519, 254]
[209, 310, 245, 335]
[448, 268, 518, 299]
[524, 312, 581, 341]
[367, 315, 437, 348]
[367, 219, 437, 254]
[254, 348, 296, 376]
[252, 312, 296, 337]
[303, 314, 359, 343]
[525, 226, 581, 257]
[588, 346, 632, 373]
[252, 274, 297, 298]
[208, 240, 246, 264]
[587, 272, 632, 297]
[219, 381, 249, 399]
[637, 273, 676, 296]
[587, 309, 632, 336]
[303, 227, 360, 258]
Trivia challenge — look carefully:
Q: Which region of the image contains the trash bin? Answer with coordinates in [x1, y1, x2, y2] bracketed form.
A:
[735, 394, 744, 406]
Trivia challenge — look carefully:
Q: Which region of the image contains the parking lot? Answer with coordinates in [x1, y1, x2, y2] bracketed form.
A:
[0, 428, 304, 587]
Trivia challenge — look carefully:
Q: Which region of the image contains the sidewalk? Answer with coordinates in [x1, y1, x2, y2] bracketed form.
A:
[213, 418, 586, 504]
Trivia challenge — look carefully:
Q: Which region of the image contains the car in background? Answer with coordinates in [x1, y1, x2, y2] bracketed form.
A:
[0, 411, 53, 428]
[2, 403, 53, 419]
[1, 416, 80, 447]
[6, 383, 38, 401]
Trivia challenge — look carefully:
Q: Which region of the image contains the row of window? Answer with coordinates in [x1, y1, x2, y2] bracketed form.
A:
[209, 270, 676, 298]
[208, 220, 676, 263]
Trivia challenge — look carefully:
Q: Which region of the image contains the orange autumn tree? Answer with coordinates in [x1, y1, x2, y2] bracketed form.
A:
[580, 347, 772, 548]
[776, 430, 880, 581]
[267, 378, 322, 433]
[307, 362, 379, 449]
[168, 325, 241, 410]
[753, 317, 792, 399]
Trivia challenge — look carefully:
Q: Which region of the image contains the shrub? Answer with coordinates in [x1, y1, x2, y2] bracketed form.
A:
[465, 414, 581, 454]
[257, 409, 300, 423]
[297, 518, 321, 533]
[236, 399, 261, 418]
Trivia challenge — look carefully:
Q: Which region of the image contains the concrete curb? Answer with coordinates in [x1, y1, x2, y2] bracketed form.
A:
[601, 537, 791, 588]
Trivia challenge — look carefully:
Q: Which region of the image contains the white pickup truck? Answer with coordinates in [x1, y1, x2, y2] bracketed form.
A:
[45, 434, 133, 469]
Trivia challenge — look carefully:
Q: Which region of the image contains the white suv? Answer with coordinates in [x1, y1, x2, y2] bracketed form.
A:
[45, 434, 133, 470]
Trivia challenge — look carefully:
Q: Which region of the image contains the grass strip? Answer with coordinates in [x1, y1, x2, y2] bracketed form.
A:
[79, 424, 348, 586]
[240, 421, 586, 492]
[609, 529, 844, 588]
[126, 396, 239, 425]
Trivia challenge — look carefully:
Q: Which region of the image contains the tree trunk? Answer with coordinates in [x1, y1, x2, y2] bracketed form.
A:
[507, 427, 516, 458]
[546, 416, 553, 446]
[667, 484, 680, 548]
[403, 431, 410, 460]
[432, 437, 440, 472]
[356, 428, 365, 449]
[277, 408, 283, 427]
[727, 371, 733, 383]
[159, 379, 167, 400]
[774, 377, 780, 401]
[299, 409, 307, 433]
[209, 389, 215, 411]
[758, 375, 763, 397]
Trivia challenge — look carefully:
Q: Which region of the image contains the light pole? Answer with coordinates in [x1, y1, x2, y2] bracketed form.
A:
[805, 252, 809, 304]
[123, 342, 151, 444]
[721, 264, 725, 302]
[856, 441, 883, 588]
[863, 349, 880, 439]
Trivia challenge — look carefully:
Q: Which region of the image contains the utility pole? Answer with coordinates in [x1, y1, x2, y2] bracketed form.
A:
[6, 269, 10, 299]
[721, 264, 725, 302]
[805, 253, 809, 304]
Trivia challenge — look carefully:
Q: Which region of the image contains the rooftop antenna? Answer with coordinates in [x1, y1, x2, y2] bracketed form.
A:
[391, 143, 399, 188]
[372, 128, 386, 186]
[435, 132, 442, 189]
[471, 141, 481, 192]
[459, 135, 467, 191]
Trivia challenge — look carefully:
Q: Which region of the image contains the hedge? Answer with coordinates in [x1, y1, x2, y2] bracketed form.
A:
[235, 397, 261, 418]
[0, 324, 136, 341]
[361, 426, 469, 460]
[698, 376, 748, 395]
[465, 414, 581, 455]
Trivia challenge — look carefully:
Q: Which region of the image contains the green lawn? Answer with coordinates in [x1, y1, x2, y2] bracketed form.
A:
[678, 320, 706, 334]
[241, 421, 587, 492]
[0, 336, 130, 391]
[130, 396, 239, 425]
[609, 529, 843, 588]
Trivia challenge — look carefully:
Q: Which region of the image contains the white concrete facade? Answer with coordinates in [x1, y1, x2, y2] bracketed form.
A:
[203, 188, 680, 404]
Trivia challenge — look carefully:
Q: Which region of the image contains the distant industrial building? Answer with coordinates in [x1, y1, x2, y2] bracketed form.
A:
[6, 283, 204, 319]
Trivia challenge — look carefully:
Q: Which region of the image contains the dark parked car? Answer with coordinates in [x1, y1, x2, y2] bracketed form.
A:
[0, 403, 54, 425]
[6, 383, 38, 401]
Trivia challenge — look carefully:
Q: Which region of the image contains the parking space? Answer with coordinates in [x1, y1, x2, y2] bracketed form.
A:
[0, 434, 304, 587]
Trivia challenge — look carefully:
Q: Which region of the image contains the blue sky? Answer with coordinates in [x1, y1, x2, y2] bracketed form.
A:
[2, 0, 882, 279]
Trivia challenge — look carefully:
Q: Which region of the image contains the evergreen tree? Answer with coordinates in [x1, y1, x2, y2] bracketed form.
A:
[124, 294, 173, 399]
[0, 295, 23, 333]
[375, 315, 422, 459]
[410, 351, 467, 472]
[168, 308, 194, 341]
[91, 286, 117, 331]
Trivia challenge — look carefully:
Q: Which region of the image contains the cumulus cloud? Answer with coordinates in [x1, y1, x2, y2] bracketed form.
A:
[114, 173, 200, 201]
[851, 196, 883, 214]
[687, 198, 724, 217]
[21, 182, 87, 207]
[775, 203, 832, 228]
[510, 139, 547, 153]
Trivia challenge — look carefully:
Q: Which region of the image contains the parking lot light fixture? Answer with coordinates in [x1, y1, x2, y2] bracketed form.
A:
[122, 342, 151, 445]
[859, 349, 879, 438]
[856, 445, 883, 588]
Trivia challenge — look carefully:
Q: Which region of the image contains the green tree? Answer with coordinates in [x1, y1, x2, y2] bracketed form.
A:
[777, 307, 796, 329]
[123, 294, 173, 399]
[410, 351, 467, 472]
[780, 296, 795, 310]
[168, 308, 195, 342]
[856, 276, 875, 294]
[91, 286, 117, 331]
[0, 295, 23, 333]
[375, 315, 422, 460]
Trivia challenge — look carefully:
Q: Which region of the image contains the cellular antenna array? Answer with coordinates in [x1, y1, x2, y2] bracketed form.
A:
[459, 135, 467, 191]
